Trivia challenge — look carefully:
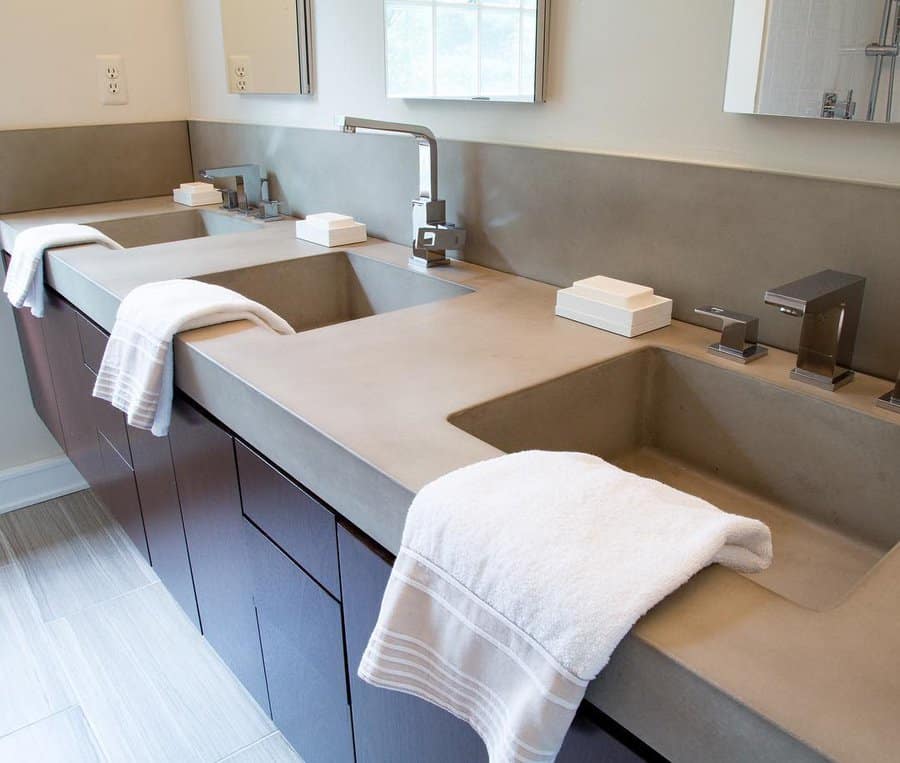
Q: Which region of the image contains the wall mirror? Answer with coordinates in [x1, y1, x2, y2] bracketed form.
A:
[725, 0, 899, 122]
[383, 0, 550, 102]
[220, 0, 313, 94]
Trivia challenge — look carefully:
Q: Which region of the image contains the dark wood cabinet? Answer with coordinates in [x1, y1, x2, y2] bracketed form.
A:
[41, 292, 106, 487]
[168, 397, 269, 711]
[2, 253, 65, 447]
[236, 441, 340, 598]
[245, 519, 354, 763]
[128, 424, 201, 629]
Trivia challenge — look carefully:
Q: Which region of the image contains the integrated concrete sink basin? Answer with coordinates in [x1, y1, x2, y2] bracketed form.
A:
[197, 251, 473, 332]
[92, 209, 261, 248]
[450, 348, 899, 610]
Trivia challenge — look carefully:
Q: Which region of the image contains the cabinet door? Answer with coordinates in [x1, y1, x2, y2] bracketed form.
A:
[95, 432, 150, 562]
[168, 396, 269, 711]
[41, 292, 104, 486]
[245, 519, 354, 763]
[1, 253, 64, 447]
[338, 525, 488, 763]
[128, 425, 200, 630]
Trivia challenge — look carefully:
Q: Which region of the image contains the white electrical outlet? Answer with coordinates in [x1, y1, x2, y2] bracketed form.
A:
[228, 55, 251, 93]
[96, 54, 128, 105]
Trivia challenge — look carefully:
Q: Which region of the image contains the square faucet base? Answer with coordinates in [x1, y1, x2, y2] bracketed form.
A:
[876, 390, 900, 413]
[790, 368, 854, 391]
[707, 343, 769, 364]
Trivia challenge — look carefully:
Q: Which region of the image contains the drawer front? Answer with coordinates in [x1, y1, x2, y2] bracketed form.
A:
[236, 441, 340, 598]
[76, 312, 108, 375]
[245, 518, 353, 763]
[76, 314, 134, 467]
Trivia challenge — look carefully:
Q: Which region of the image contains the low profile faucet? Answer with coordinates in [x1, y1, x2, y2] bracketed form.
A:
[341, 116, 465, 268]
[694, 306, 768, 364]
[877, 370, 900, 413]
[764, 269, 866, 390]
[199, 164, 280, 219]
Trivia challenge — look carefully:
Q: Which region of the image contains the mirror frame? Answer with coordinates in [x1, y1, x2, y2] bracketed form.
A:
[221, 0, 314, 95]
[383, 0, 552, 103]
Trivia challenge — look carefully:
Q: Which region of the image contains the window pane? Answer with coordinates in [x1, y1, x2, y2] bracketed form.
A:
[520, 10, 537, 96]
[385, 2, 433, 97]
[479, 9, 520, 96]
[436, 6, 477, 97]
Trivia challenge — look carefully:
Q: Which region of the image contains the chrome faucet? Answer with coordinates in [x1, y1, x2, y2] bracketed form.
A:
[877, 370, 900, 413]
[764, 269, 866, 390]
[199, 164, 281, 220]
[341, 117, 465, 268]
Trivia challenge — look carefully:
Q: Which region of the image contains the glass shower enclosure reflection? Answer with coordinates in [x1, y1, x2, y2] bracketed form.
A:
[725, 0, 900, 123]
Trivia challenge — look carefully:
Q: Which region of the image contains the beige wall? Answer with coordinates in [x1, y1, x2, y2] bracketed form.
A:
[1, 0, 189, 130]
[0, 1, 190, 473]
[184, 0, 900, 186]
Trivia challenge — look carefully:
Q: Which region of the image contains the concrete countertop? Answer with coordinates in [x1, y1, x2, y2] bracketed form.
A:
[2, 198, 897, 763]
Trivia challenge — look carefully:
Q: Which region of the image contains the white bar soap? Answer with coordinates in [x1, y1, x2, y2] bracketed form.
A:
[173, 182, 223, 207]
[296, 213, 367, 247]
[556, 275, 672, 337]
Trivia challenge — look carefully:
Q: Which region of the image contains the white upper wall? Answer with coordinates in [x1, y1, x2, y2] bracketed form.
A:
[0, 0, 189, 129]
[184, 0, 900, 186]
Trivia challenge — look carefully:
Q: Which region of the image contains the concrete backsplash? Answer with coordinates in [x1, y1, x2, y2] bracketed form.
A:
[189, 120, 900, 380]
[0, 122, 192, 215]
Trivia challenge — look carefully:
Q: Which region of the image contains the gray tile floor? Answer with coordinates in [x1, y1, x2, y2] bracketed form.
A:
[0, 491, 301, 763]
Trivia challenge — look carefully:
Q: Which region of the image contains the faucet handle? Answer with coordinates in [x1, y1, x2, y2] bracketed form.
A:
[415, 224, 466, 252]
[694, 305, 768, 364]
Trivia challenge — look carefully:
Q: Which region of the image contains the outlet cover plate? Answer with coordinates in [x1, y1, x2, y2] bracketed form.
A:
[96, 54, 128, 105]
[228, 55, 251, 93]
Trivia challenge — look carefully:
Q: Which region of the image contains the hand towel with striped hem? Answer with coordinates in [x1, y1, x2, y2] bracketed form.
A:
[3, 223, 123, 317]
[360, 450, 773, 763]
[93, 279, 294, 438]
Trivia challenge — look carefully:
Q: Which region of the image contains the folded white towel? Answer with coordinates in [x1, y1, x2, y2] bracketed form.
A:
[360, 450, 773, 763]
[3, 224, 123, 317]
[93, 279, 294, 437]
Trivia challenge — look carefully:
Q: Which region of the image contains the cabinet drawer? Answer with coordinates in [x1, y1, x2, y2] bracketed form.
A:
[76, 314, 134, 467]
[236, 441, 340, 598]
[245, 518, 353, 763]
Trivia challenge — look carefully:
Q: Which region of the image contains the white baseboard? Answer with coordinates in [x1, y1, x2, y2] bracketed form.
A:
[0, 456, 88, 515]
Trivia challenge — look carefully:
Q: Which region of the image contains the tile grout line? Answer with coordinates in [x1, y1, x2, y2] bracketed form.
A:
[215, 730, 283, 762]
[42, 579, 162, 626]
[0, 704, 81, 741]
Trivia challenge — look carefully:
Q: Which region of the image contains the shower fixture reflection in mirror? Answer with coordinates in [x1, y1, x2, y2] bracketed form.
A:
[725, 0, 900, 123]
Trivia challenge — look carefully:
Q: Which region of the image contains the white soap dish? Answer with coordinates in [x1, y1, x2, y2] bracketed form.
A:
[296, 213, 367, 247]
[555, 275, 672, 337]
[173, 182, 223, 207]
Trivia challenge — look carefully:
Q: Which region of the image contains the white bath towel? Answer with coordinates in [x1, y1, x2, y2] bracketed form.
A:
[360, 450, 773, 763]
[3, 224, 123, 317]
[93, 279, 294, 437]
